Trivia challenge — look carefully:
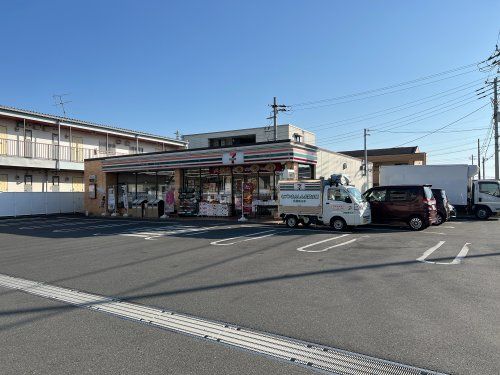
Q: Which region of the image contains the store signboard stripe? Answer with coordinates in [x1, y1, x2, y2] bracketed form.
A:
[0, 273, 446, 375]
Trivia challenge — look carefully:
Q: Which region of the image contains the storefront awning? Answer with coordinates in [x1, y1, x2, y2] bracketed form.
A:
[101, 141, 317, 172]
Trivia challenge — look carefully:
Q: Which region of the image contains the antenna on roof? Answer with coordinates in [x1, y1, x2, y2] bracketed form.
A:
[52, 94, 72, 117]
[175, 130, 181, 140]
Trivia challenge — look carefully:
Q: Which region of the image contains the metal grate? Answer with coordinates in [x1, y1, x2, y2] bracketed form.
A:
[0, 273, 446, 375]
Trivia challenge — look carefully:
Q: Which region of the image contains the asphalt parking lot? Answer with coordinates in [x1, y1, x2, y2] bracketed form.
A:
[0, 215, 498, 375]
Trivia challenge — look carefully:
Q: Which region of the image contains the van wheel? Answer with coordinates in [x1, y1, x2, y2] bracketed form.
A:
[286, 215, 298, 228]
[475, 206, 490, 220]
[434, 212, 444, 226]
[330, 217, 347, 231]
[408, 215, 425, 231]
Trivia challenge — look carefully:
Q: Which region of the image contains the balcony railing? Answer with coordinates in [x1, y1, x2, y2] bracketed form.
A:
[0, 139, 129, 163]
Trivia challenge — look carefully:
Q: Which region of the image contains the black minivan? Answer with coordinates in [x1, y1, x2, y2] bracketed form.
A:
[431, 188, 451, 225]
[363, 185, 437, 230]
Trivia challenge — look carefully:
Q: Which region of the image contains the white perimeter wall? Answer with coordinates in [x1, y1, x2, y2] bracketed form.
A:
[0, 192, 84, 217]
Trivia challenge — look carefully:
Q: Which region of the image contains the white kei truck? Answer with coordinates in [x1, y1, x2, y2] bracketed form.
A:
[379, 164, 500, 219]
[278, 175, 371, 231]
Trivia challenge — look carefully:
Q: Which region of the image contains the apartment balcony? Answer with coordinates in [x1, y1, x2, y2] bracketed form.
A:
[0, 139, 129, 171]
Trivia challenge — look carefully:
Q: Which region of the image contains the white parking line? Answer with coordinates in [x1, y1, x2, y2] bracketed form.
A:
[296, 234, 358, 253]
[450, 243, 471, 264]
[210, 229, 283, 246]
[440, 226, 455, 229]
[417, 241, 445, 262]
[425, 231, 447, 235]
[20, 220, 104, 229]
[417, 241, 471, 265]
[120, 225, 240, 240]
[53, 222, 139, 232]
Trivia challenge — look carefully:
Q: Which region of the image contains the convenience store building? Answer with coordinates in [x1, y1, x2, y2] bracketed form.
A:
[84, 126, 371, 218]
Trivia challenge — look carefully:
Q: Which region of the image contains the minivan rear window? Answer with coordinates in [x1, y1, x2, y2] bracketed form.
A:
[423, 187, 433, 200]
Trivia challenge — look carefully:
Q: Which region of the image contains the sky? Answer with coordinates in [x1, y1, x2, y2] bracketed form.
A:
[1, 1, 499, 176]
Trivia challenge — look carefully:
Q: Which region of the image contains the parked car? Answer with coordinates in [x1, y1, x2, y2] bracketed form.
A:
[431, 188, 451, 225]
[363, 185, 437, 231]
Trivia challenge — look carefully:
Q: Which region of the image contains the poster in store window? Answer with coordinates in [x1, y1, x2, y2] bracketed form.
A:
[243, 182, 254, 214]
[107, 186, 116, 212]
[119, 185, 128, 212]
[164, 187, 175, 214]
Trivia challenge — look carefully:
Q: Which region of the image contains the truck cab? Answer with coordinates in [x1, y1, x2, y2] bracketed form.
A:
[473, 180, 500, 219]
[278, 175, 371, 231]
[321, 185, 371, 230]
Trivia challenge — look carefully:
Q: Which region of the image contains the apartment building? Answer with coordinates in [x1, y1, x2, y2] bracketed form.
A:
[0, 105, 186, 215]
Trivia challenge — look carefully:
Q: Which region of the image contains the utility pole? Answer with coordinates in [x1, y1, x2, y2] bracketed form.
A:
[364, 129, 370, 189]
[478, 138, 481, 179]
[471, 154, 474, 165]
[494, 77, 499, 179]
[483, 157, 486, 179]
[269, 97, 288, 141]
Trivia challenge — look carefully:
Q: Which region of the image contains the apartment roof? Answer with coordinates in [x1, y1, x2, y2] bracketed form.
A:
[338, 146, 421, 158]
[0, 104, 187, 146]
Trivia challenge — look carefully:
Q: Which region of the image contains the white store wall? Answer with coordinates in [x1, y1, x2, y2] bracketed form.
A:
[315, 148, 372, 193]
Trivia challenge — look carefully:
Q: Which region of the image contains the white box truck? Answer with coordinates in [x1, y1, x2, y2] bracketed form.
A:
[278, 175, 371, 230]
[379, 164, 500, 219]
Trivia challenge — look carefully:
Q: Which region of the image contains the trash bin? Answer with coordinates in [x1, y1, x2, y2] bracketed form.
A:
[132, 198, 148, 218]
[146, 198, 165, 218]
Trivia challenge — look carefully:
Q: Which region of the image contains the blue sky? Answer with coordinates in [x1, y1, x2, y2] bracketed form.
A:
[1, 1, 498, 175]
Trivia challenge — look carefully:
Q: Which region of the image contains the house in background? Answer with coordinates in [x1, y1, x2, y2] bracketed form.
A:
[0, 105, 186, 193]
[338, 146, 426, 186]
[0, 105, 186, 216]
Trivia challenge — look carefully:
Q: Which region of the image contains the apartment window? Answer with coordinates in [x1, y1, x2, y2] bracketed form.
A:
[129, 146, 144, 153]
[293, 133, 302, 143]
[107, 143, 116, 155]
[52, 176, 60, 186]
[209, 135, 256, 148]
[99, 141, 117, 155]
[24, 175, 32, 185]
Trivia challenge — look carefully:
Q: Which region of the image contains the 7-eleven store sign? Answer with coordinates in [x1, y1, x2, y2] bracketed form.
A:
[222, 151, 244, 165]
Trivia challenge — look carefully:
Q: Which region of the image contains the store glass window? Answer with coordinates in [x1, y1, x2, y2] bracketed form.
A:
[298, 164, 312, 180]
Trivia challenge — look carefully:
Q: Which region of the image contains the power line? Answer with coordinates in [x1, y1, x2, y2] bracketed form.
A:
[316, 95, 489, 145]
[303, 78, 486, 131]
[290, 61, 484, 108]
[395, 103, 490, 147]
[373, 127, 490, 134]
[290, 69, 480, 111]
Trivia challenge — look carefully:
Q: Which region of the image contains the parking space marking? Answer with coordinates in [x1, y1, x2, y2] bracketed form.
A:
[118, 225, 241, 240]
[417, 241, 471, 265]
[451, 243, 471, 264]
[53, 222, 140, 232]
[425, 231, 447, 235]
[440, 226, 455, 229]
[20, 220, 104, 229]
[296, 234, 358, 253]
[417, 241, 445, 262]
[210, 229, 284, 246]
